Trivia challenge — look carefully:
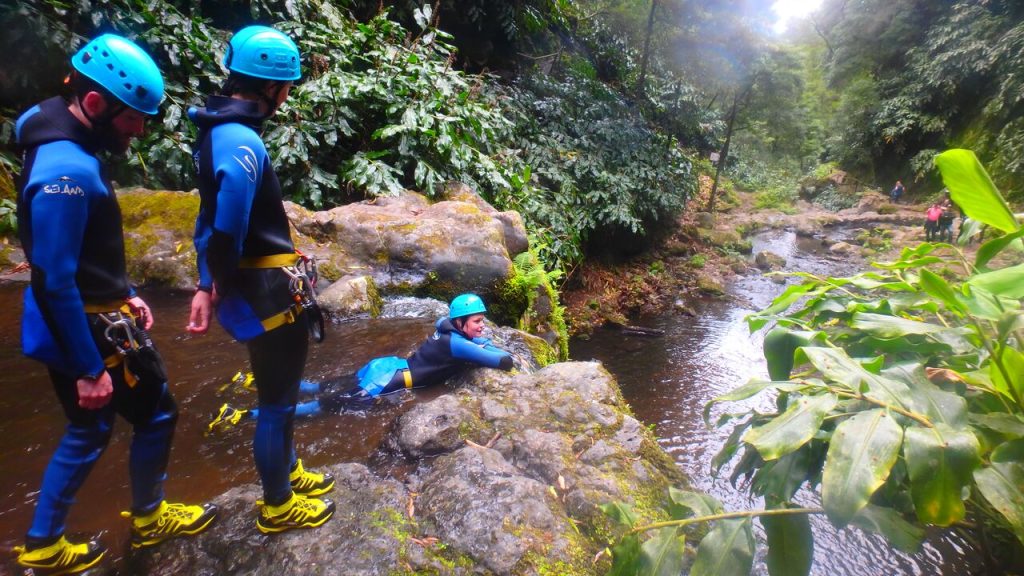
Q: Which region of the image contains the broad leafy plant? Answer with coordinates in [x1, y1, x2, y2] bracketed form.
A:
[603, 149, 1024, 574]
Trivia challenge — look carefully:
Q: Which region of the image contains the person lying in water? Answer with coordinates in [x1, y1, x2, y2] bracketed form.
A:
[209, 293, 514, 431]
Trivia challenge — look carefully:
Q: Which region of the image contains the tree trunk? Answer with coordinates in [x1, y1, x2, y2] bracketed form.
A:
[636, 0, 658, 95]
[707, 93, 739, 213]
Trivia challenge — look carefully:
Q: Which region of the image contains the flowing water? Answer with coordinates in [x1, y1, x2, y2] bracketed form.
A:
[570, 229, 987, 575]
[0, 287, 447, 572]
[0, 230, 992, 574]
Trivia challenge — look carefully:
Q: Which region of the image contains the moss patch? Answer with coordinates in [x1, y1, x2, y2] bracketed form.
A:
[498, 249, 570, 361]
[118, 189, 199, 236]
[117, 189, 199, 285]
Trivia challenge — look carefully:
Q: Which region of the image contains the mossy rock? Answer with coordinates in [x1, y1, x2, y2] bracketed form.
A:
[118, 189, 200, 287]
[697, 228, 751, 254]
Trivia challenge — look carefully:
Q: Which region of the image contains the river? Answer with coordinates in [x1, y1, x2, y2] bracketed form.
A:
[571, 228, 986, 575]
[0, 229, 991, 574]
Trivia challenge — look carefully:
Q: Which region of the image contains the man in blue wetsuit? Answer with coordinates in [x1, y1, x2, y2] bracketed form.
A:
[14, 34, 216, 574]
[210, 294, 515, 425]
[186, 25, 334, 534]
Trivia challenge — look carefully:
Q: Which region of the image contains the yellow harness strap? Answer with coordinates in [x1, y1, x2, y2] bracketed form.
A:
[84, 302, 130, 314]
[403, 369, 413, 389]
[103, 353, 137, 388]
[260, 302, 304, 332]
[239, 253, 300, 269]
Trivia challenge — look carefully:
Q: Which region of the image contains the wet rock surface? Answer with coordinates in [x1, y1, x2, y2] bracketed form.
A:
[127, 331, 684, 575]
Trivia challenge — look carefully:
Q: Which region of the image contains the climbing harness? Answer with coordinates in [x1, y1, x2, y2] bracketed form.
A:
[237, 252, 326, 343]
[97, 309, 167, 386]
[282, 253, 325, 343]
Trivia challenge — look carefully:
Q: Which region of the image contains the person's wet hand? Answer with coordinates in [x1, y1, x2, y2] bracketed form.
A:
[77, 371, 113, 409]
[126, 295, 154, 330]
[188, 290, 213, 334]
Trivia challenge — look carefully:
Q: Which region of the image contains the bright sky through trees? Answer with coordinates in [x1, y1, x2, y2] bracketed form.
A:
[771, 0, 822, 33]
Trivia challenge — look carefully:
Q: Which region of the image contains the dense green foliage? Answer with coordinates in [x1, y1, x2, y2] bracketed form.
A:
[807, 0, 1024, 198]
[497, 74, 694, 266]
[0, 0, 706, 273]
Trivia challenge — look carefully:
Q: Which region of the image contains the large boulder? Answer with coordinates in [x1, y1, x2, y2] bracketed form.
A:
[133, 348, 689, 575]
[111, 186, 529, 313]
[288, 189, 526, 299]
[129, 464, 416, 576]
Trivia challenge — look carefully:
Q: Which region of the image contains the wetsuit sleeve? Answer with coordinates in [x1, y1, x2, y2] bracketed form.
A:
[26, 158, 105, 377]
[193, 216, 213, 291]
[206, 124, 264, 293]
[450, 333, 514, 371]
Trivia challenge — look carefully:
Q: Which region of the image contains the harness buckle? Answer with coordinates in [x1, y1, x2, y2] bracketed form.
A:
[281, 255, 325, 343]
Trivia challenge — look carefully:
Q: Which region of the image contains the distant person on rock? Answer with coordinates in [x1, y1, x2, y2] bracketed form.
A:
[208, 294, 515, 430]
[938, 194, 957, 243]
[13, 33, 216, 575]
[890, 180, 905, 204]
[925, 202, 944, 241]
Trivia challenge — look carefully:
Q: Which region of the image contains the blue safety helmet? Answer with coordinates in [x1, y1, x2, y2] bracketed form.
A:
[71, 34, 164, 115]
[224, 25, 301, 81]
[449, 293, 487, 320]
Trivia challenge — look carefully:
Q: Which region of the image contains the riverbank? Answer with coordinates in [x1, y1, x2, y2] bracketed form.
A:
[562, 173, 968, 336]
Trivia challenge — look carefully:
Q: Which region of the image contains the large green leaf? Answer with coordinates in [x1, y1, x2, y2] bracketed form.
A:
[639, 527, 685, 576]
[882, 363, 966, 427]
[743, 393, 838, 461]
[764, 511, 813, 576]
[934, 149, 1018, 233]
[975, 226, 1024, 269]
[752, 446, 813, 502]
[850, 312, 949, 337]
[747, 284, 822, 331]
[904, 424, 981, 526]
[608, 533, 643, 576]
[763, 327, 823, 381]
[969, 413, 1024, 438]
[962, 283, 1022, 322]
[917, 269, 966, 315]
[991, 345, 1024, 407]
[822, 409, 904, 526]
[668, 488, 723, 518]
[801, 347, 911, 408]
[849, 504, 925, 553]
[705, 379, 805, 423]
[992, 438, 1024, 463]
[974, 461, 1024, 546]
[690, 518, 755, 576]
[967, 263, 1024, 299]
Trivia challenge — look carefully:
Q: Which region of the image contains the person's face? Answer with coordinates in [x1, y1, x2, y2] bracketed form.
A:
[275, 81, 293, 107]
[82, 91, 148, 153]
[263, 81, 293, 115]
[107, 107, 147, 153]
[458, 314, 487, 339]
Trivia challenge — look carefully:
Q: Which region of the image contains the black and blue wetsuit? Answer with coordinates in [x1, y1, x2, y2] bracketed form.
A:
[292, 317, 513, 416]
[16, 96, 178, 543]
[190, 95, 308, 506]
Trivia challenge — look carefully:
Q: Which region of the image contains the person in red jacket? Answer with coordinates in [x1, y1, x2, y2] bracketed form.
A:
[925, 202, 944, 241]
